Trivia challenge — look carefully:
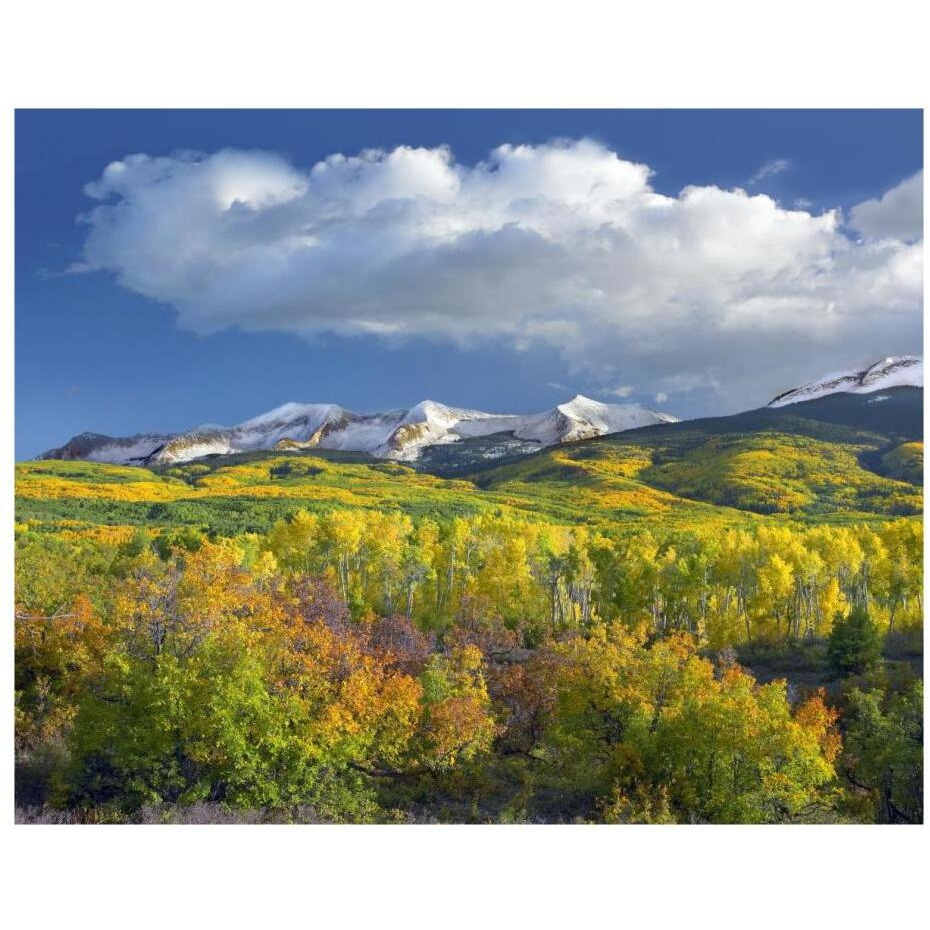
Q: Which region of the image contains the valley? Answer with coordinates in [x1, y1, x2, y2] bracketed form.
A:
[15, 363, 924, 825]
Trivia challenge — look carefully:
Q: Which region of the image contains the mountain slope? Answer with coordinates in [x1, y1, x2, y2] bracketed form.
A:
[39, 395, 678, 467]
[17, 386, 922, 537]
[471, 387, 923, 519]
[769, 355, 923, 407]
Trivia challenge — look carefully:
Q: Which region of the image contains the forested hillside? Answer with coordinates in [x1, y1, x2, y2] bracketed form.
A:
[14, 392, 923, 823]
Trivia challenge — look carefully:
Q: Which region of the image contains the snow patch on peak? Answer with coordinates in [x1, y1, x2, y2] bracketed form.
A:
[859, 356, 923, 389]
[516, 397, 678, 447]
[557, 394, 605, 416]
[239, 402, 343, 429]
[403, 400, 457, 425]
[404, 400, 507, 425]
[41, 393, 683, 466]
[769, 355, 922, 408]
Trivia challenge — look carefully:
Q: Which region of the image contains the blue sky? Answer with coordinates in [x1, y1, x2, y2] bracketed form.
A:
[15, 109, 923, 458]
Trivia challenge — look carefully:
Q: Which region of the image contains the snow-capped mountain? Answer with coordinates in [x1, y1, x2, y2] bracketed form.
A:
[510, 395, 679, 446]
[40, 395, 679, 467]
[768, 356, 923, 408]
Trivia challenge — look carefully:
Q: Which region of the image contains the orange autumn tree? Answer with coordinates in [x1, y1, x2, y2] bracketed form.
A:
[15, 594, 109, 756]
[63, 541, 497, 818]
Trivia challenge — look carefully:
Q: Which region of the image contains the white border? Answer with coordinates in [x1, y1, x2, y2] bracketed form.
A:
[1, 2, 927, 928]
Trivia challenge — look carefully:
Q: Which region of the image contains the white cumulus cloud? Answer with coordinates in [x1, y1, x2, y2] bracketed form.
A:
[849, 170, 922, 242]
[75, 140, 923, 411]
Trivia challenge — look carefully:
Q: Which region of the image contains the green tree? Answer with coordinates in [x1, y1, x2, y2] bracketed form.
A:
[828, 606, 882, 677]
[842, 682, 923, 823]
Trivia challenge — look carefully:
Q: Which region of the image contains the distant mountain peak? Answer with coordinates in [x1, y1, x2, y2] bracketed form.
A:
[39, 394, 679, 467]
[769, 355, 923, 408]
[238, 402, 345, 428]
[558, 394, 602, 413]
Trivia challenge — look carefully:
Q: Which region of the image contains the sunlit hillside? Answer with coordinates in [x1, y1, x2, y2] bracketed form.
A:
[14, 390, 923, 825]
[17, 390, 921, 536]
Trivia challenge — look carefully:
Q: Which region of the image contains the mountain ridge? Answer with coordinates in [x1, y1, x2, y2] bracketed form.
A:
[36, 355, 923, 468]
[768, 355, 923, 407]
[39, 394, 679, 467]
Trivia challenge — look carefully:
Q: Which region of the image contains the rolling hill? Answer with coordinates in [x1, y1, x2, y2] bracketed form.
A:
[16, 387, 922, 537]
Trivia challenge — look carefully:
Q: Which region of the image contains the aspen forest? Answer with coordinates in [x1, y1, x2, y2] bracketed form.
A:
[15, 500, 923, 823]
